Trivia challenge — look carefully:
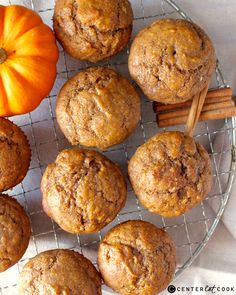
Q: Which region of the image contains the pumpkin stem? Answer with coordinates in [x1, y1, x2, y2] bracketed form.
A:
[0, 48, 7, 64]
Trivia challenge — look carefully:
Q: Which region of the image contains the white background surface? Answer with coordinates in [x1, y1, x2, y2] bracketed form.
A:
[164, 1, 236, 294]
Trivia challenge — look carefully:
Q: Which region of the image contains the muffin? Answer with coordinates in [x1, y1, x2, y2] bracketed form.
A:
[0, 118, 31, 192]
[54, 0, 133, 62]
[0, 194, 31, 272]
[98, 220, 176, 295]
[128, 131, 212, 217]
[128, 19, 216, 104]
[18, 249, 102, 295]
[41, 148, 127, 233]
[56, 67, 140, 149]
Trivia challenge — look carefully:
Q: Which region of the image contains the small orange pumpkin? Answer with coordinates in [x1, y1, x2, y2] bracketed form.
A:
[0, 5, 58, 117]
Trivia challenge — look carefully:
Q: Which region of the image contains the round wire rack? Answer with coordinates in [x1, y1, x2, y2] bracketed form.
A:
[1, 0, 236, 294]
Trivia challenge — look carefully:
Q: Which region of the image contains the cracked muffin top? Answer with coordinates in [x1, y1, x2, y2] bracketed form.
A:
[128, 19, 216, 104]
[98, 220, 176, 295]
[53, 0, 133, 62]
[0, 194, 31, 272]
[128, 131, 212, 217]
[0, 118, 31, 192]
[41, 148, 127, 233]
[56, 67, 140, 150]
[18, 249, 102, 295]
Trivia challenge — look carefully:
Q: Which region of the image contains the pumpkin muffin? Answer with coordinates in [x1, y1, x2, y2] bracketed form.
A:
[128, 131, 212, 217]
[41, 148, 127, 233]
[18, 249, 102, 295]
[53, 0, 133, 62]
[0, 194, 31, 272]
[98, 220, 176, 295]
[56, 67, 140, 149]
[0, 118, 31, 192]
[128, 19, 216, 104]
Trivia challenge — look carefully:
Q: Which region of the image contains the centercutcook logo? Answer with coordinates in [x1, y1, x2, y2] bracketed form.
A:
[168, 285, 176, 293]
[167, 285, 235, 294]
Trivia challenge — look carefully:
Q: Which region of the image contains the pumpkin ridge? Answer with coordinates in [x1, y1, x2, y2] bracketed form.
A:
[6, 54, 58, 64]
[0, 7, 6, 44]
[6, 23, 50, 48]
[0, 75, 10, 115]
[6, 25, 58, 62]
[2, 5, 43, 46]
[4, 26, 47, 56]
[1, 66, 45, 115]
[6, 56, 57, 85]
[5, 64, 45, 94]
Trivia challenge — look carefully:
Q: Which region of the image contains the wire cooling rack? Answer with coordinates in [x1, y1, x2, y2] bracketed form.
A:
[1, 0, 236, 294]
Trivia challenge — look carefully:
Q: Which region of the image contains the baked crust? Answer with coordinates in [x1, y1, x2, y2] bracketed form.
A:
[41, 148, 127, 233]
[129, 19, 216, 104]
[0, 194, 31, 272]
[19, 249, 102, 295]
[0, 118, 31, 192]
[98, 220, 176, 295]
[54, 0, 133, 62]
[128, 131, 212, 216]
[56, 67, 140, 149]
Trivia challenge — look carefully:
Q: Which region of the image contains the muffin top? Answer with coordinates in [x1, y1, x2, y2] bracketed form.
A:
[0, 194, 31, 272]
[128, 19, 215, 104]
[98, 220, 176, 295]
[56, 67, 140, 149]
[41, 148, 127, 233]
[54, 0, 133, 62]
[0, 118, 31, 192]
[128, 131, 212, 216]
[18, 249, 102, 295]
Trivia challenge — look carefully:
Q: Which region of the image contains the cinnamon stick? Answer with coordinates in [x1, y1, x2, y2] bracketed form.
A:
[205, 87, 232, 98]
[185, 84, 209, 136]
[154, 87, 235, 128]
[158, 100, 235, 120]
[153, 87, 232, 113]
[154, 95, 231, 113]
[157, 107, 236, 128]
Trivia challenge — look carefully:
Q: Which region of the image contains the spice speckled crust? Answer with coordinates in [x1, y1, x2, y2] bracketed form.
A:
[0, 194, 31, 272]
[54, 0, 133, 62]
[18, 249, 102, 295]
[128, 131, 212, 217]
[0, 118, 31, 192]
[41, 148, 127, 233]
[56, 67, 141, 149]
[98, 220, 176, 295]
[128, 19, 216, 104]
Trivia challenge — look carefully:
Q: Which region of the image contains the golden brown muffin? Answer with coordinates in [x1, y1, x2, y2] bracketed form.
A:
[56, 67, 140, 149]
[0, 194, 31, 272]
[41, 148, 127, 233]
[98, 220, 176, 295]
[0, 118, 31, 192]
[53, 0, 133, 62]
[128, 19, 216, 104]
[128, 131, 212, 217]
[18, 249, 102, 295]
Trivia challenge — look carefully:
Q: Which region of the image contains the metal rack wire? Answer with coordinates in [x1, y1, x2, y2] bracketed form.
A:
[0, 0, 235, 294]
